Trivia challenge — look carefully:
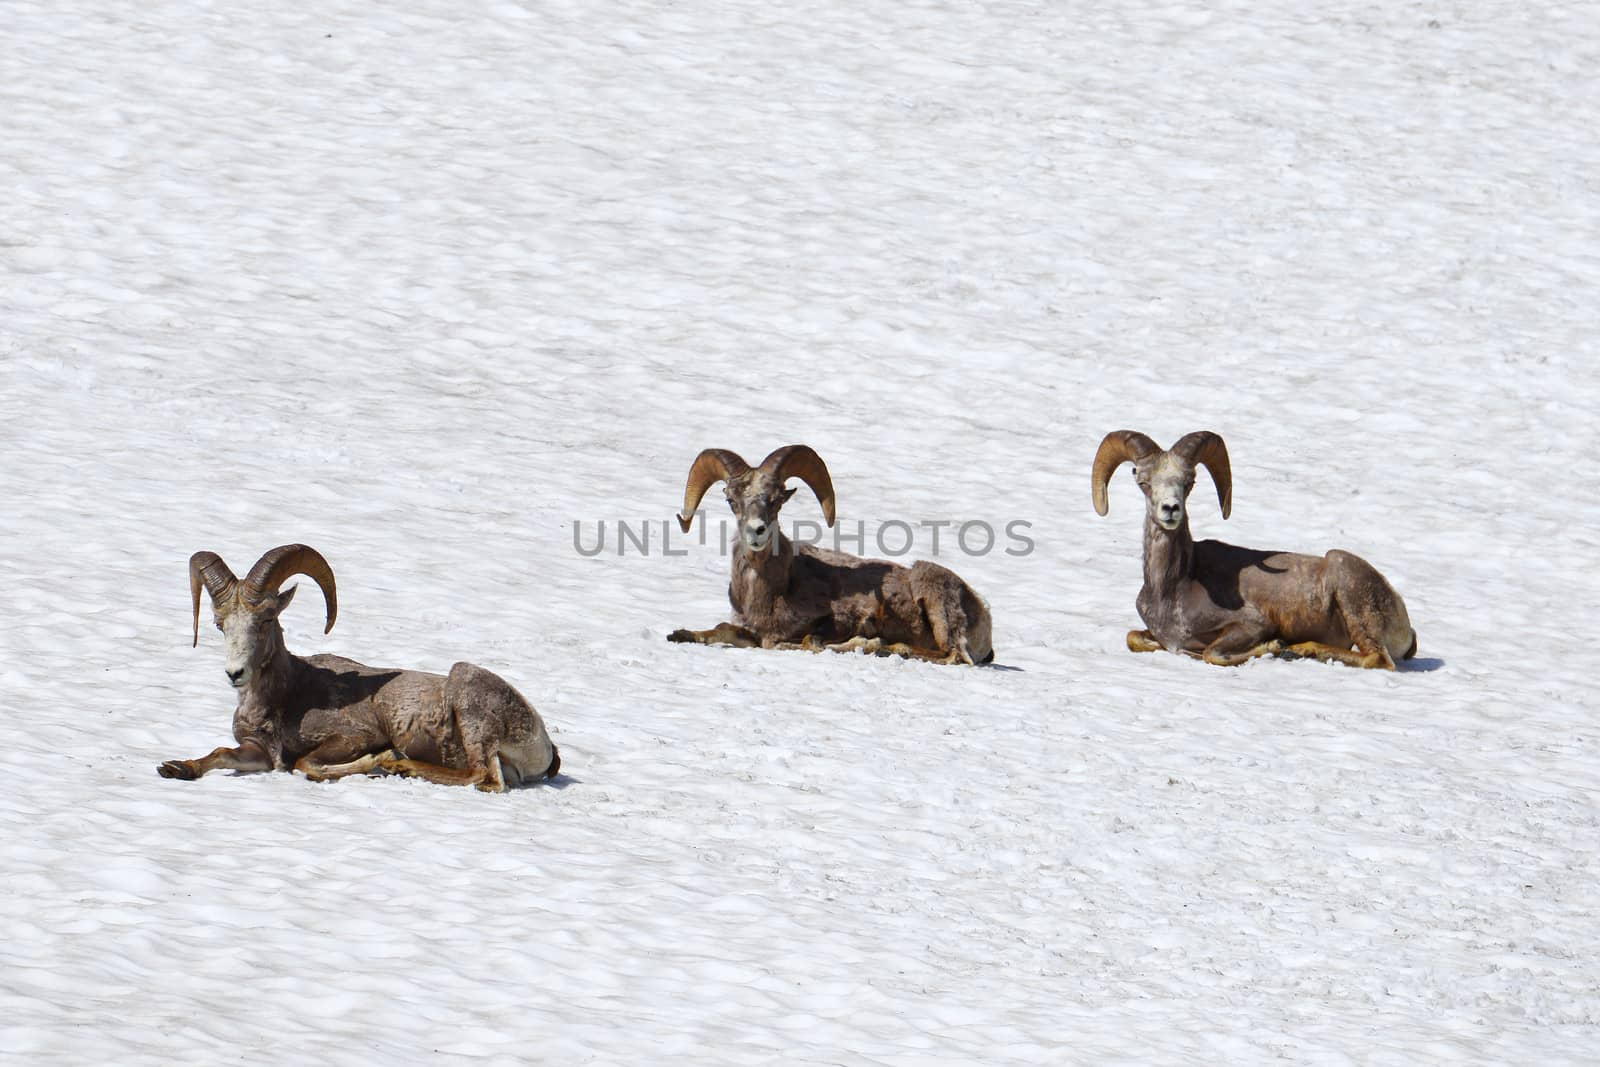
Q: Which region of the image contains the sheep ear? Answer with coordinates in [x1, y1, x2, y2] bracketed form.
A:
[275, 584, 299, 612]
[779, 487, 797, 504]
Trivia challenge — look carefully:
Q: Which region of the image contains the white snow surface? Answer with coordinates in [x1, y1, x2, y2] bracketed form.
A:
[3, 0, 1598, 1062]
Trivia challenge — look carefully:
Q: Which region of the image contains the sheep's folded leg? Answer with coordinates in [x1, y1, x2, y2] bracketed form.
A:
[667, 622, 763, 648]
[158, 740, 273, 780]
[805, 634, 965, 664]
[294, 747, 398, 782]
[799, 634, 876, 655]
[1203, 642, 1285, 666]
[880, 641, 967, 664]
[1283, 641, 1396, 671]
[1200, 623, 1284, 667]
[376, 756, 497, 792]
[1126, 629, 1163, 653]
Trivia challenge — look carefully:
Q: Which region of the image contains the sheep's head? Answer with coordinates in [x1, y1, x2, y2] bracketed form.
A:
[189, 544, 337, 688]
[1092, 430, 1232, 532]
[677, 445, 837, 553]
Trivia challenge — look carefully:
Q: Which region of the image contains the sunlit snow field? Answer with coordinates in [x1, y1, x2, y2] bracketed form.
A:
[3, 0, 1598, 1063]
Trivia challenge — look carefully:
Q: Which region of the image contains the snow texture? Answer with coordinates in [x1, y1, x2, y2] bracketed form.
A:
[3, 0, 1598, 1063]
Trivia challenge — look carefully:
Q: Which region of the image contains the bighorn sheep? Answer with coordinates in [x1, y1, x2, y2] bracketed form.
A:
[159, 544, 559, 791]
[1092, 431, 1417, 670]
[667, 445, 994, 664]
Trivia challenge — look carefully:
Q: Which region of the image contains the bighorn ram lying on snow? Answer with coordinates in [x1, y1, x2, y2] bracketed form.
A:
[159, 544, 559, 791]
[667, 445, 994, 664]
[1092, 431, 1417, 670]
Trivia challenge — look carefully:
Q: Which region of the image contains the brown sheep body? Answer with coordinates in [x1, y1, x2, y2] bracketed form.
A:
[159, 545, 559, 791]
[669, 446, 993, 665]
[1093, 431, 1415, 670]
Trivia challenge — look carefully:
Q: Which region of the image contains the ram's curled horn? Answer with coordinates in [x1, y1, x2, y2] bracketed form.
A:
[243, 544, 339, 634]
[761, 445, 837, 528]
[1171, 431, 1233, 520]
[678, 449, 751, 533]
[1091, 430, 1162, 517]
[189, 551, 238, 648]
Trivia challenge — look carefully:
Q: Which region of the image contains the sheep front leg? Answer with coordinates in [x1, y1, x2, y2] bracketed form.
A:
[667, 622, 763, 648]
[158, 740, 273, 780]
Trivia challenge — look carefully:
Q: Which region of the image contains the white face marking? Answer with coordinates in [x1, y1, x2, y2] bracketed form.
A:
[219, 612, 257, 685]
[1145, 454, 1195, 531]
[217, 600, 282, 687]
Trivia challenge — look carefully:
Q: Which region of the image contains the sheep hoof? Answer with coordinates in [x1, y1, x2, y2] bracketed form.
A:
[1359, 650, 1397, 671]
[158, 760, 197, 780]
